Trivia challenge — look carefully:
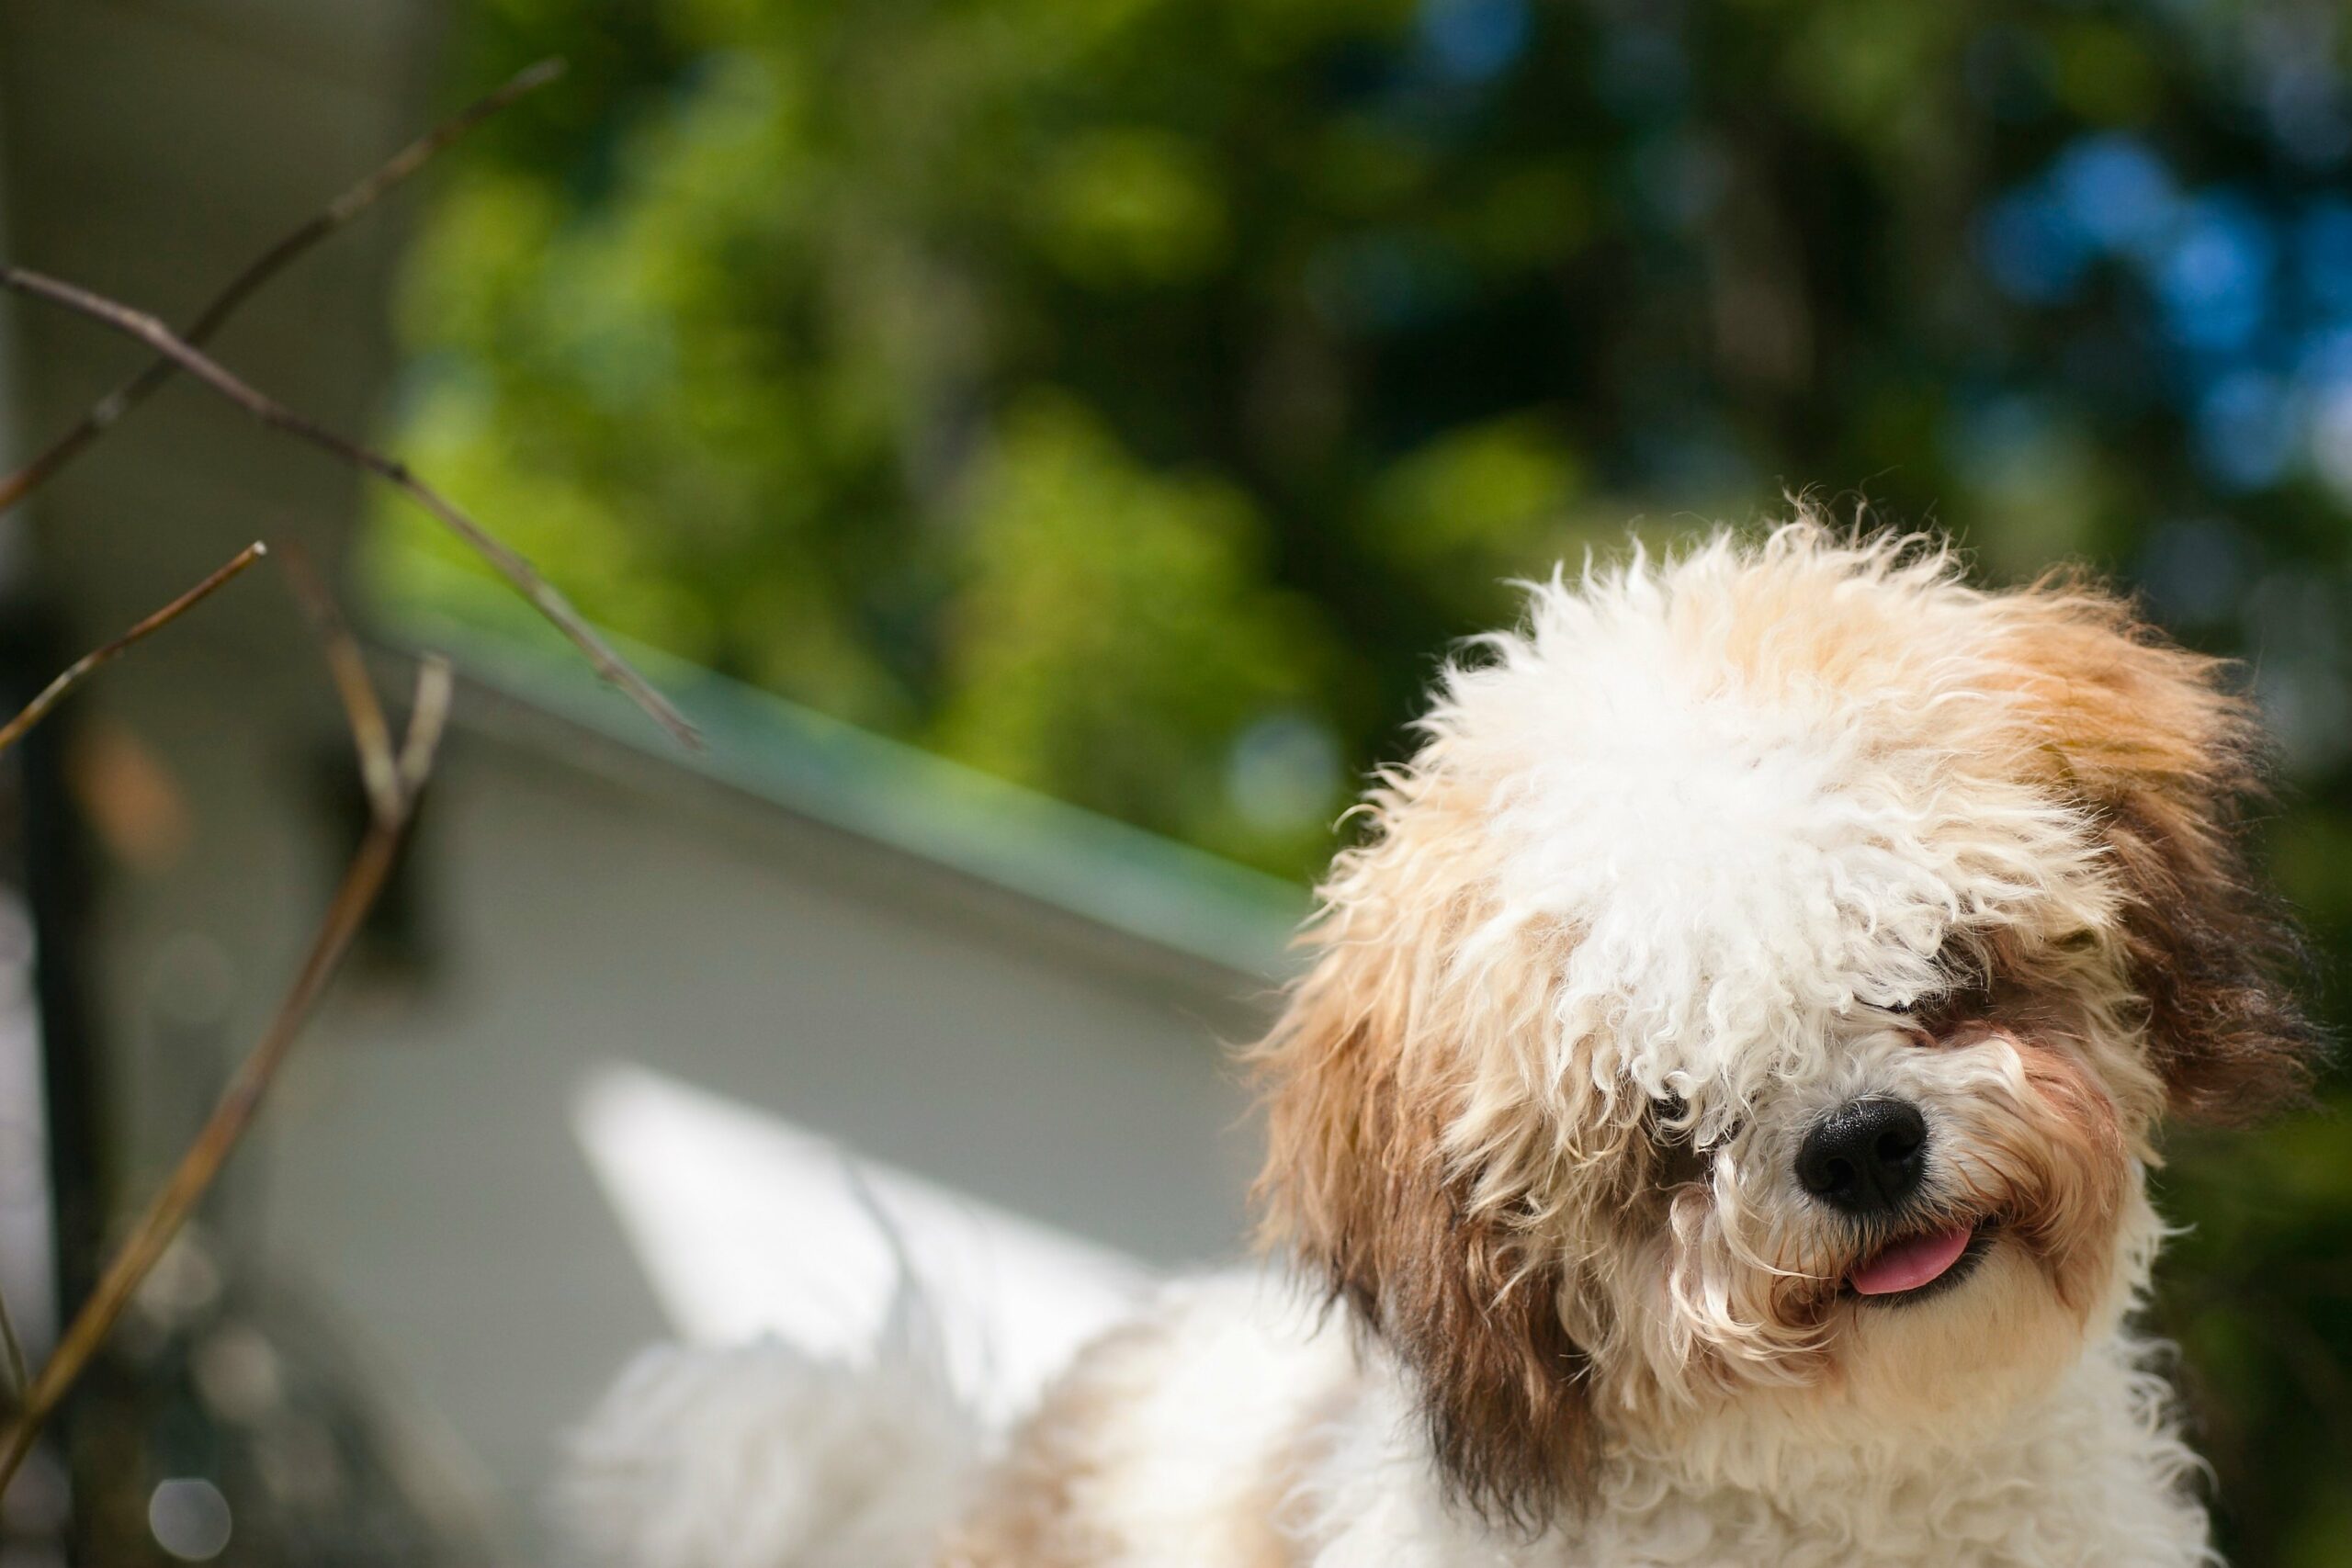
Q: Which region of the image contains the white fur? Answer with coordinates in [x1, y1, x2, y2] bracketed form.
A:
[569, 529, 2259, 1566]
[560, 1336, 978, 1568]
[1162, 1279, 2211, 1568]
[567, 1271, 2210, 1566]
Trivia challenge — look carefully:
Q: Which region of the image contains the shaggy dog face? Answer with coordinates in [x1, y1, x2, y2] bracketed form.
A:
[1253, 527, 2318, 1527]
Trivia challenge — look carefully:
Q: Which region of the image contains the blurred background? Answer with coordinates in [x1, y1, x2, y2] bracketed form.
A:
[0, 0, 2348, 1563]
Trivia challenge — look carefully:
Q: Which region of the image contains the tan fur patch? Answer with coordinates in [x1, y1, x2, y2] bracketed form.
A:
[938, 1320, 1301, 1568]
[1254, 949, 1596, 1528]
[934, 1332, 1142, 1568]
[2007, 1032, 2132, 1314]
[1984, 579, 2323, 1122]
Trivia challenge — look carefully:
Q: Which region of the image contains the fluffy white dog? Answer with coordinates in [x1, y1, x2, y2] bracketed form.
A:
[570, 525, 2318, 1567]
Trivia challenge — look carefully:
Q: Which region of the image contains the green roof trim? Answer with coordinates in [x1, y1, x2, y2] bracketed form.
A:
[373, 570, 1311, 981]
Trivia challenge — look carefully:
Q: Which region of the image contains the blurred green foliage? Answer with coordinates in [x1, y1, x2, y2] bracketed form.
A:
[374, 0, 2351, 1559]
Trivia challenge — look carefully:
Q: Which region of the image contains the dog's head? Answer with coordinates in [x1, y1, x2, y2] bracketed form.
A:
[1253, 525, 2319, 1523]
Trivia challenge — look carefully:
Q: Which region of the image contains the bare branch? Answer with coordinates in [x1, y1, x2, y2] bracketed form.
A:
[398, 656, 456, 800]
[0, 541, 267, 756]
[0, 265, 700, 750]
[0, 649, 453, 1495]
[280, 544, 401, 826]
[0, 59, 679, 1480]
[0, 1279, 24, 1413]
[0, 58, 565, 515]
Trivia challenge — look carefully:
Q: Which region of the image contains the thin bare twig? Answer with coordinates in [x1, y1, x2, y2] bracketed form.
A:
[397, 657, 455, 800]
[0, 266, 699, 750]
[0, 541, 269, 1419]
[0, 541, 267, 756]
[0, 56, 666, 1478]
[0, 58, 565, 515]
[0, 638, 453, 1495]
[298, 574, 451, 822]
[280, 544, 401, 826]
[0, 1280, 24, 1412]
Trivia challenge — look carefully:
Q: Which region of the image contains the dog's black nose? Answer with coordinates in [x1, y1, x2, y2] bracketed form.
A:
[1796, 1099, 1928, 1215]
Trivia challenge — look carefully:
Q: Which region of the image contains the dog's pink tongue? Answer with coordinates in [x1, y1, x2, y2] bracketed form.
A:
[1849, 1224, 1973, 1296]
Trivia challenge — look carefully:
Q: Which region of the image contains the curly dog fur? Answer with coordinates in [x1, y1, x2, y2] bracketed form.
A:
[573, 523, 2320, 1567]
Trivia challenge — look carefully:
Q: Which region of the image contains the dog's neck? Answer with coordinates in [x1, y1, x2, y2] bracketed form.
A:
[1331, 1325, 2210, 1566]
[1594, 1325, 2153, 1506]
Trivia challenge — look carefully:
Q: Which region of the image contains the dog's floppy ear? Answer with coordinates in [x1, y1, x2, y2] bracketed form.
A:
[1251, 925, 1593, 1528]
[1995, 581, 2324, 1122]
